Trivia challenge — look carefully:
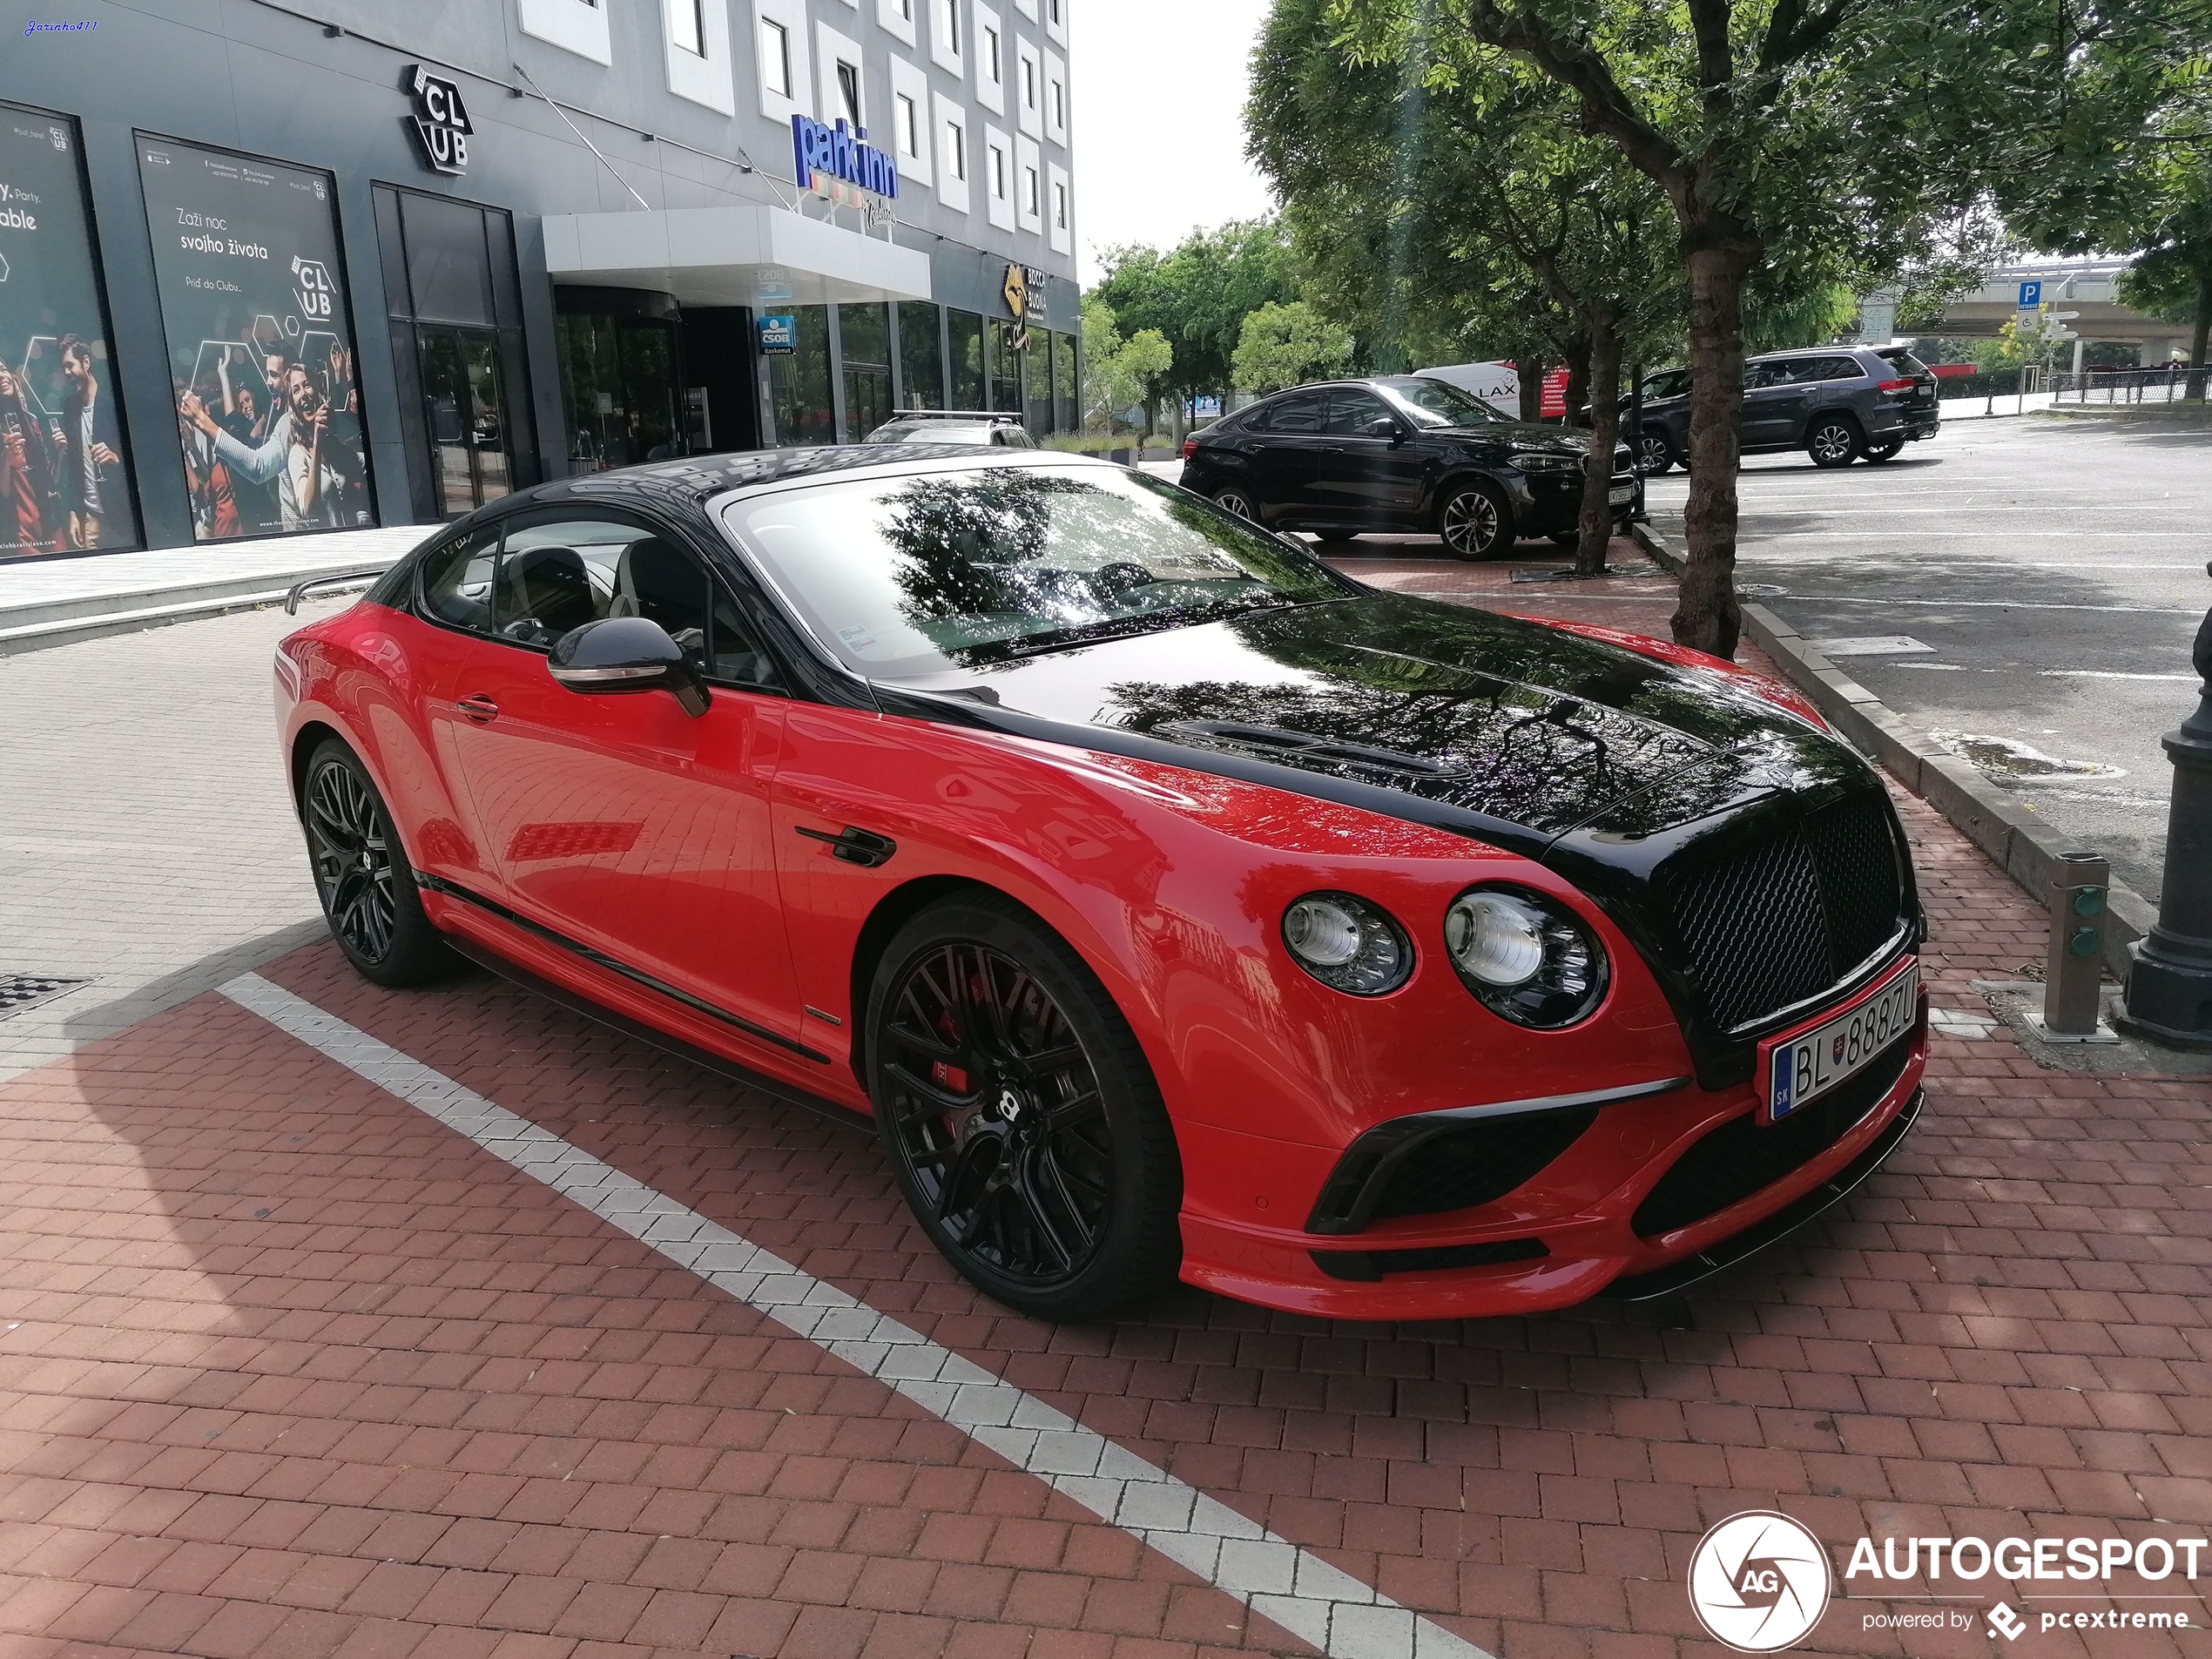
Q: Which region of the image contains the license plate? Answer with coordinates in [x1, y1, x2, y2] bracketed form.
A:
[1608, 482, 1635, 505]
[1760, 963, 1917, 1124]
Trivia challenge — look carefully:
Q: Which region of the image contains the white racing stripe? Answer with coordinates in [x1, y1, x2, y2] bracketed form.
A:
[218, 972, 1490, 1659]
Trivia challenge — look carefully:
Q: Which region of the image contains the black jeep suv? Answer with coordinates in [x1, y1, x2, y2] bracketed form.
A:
[1179, 376, 1639, 559]
[1629, 347, 1940, 473]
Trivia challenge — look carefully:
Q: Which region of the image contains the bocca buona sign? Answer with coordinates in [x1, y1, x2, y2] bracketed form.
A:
[790, 115, 899, 207]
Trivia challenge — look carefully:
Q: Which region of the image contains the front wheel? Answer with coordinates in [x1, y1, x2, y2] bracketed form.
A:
[1438, 482, 1513, 560]
[1863, 438, 1905, 463]
[1634, 432, 1676, 475]
[1212, 485, 1259, 522]
[301, 738, 456, 988]
[1806, 415, 1862, 469]
[867, 896, 1183, 1321]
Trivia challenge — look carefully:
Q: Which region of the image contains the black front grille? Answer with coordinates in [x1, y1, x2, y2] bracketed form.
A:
[1312, 1238, 1548, 1282]
[1631, 1031, 1912, 1238]
[1664, 792, 1905, 1031]
[1366, 1109, 1597, 1224]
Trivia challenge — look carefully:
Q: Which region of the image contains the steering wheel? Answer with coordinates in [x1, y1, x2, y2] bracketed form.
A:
[1091, 562, 1157, 597]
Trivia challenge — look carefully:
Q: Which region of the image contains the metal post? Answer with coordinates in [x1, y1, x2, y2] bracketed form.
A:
[2027, 853, 2116, 1042]
[2120, 564, 2212, 1049]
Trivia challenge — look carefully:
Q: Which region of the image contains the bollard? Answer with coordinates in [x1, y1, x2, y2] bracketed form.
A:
[2028, 852, 2119, 1042]
[2120, 571, 2212, 1049]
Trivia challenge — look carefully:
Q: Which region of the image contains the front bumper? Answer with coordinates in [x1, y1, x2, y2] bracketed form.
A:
[1174, 984, 1927, 1319]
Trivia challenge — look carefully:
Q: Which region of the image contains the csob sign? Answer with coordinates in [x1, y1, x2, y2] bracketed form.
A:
[406, 64, 473, 175]
[791, 115, 899, 208]
[757, 314, 797, 355]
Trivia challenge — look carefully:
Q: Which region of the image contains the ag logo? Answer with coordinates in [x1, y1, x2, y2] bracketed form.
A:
[290, 257, 335, 323]
[1688, 1511, 1831, 1652]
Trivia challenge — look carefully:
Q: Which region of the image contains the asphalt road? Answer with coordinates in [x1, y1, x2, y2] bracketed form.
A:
[1645, 415, 2212, 902]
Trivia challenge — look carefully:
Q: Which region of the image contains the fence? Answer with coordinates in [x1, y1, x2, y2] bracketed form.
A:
[2047, 365, 2202, 407]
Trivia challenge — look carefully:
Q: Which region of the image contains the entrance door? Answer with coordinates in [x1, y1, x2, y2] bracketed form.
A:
[557, 310, 684, 470]
[418, 327, 512, 517]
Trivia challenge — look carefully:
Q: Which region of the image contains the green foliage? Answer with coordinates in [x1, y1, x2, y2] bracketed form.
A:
[1090, 221, 1301, 410]
[1231, 300, 1357, 392]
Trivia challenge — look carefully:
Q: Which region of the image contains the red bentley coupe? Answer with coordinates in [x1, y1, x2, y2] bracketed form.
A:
[274, 448, 1925, 1321]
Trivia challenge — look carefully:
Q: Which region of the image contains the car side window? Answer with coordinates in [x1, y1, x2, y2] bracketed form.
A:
[1267, 394, 1326, 434]
[420, 525, 501, 634]
[1743, 361, 1787, 389]
[1820, 357, 1864, 381]
[1324, 390, 1391, 435]
[493, 514, 779, 689]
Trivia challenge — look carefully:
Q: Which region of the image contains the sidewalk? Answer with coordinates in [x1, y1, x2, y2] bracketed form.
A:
[0, 524, 435, 655]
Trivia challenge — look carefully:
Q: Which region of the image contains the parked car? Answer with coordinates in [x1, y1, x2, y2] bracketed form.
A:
[865, 409, 1037, 448]
[1179, 376, 1640, 559]
[277, 448, 1925, 1322]
[1629, 347, 1940, 473]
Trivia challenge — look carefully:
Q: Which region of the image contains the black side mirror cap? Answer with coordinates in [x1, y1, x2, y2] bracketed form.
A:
[1362, 416, 1403, 442]
[548, 616, 710, 717]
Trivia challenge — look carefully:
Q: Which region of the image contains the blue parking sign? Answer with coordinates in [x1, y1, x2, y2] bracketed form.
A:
[2017, 280, 2041, 309]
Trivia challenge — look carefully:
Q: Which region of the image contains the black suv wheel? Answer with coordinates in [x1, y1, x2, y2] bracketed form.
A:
[1806, 415, 1862, 469]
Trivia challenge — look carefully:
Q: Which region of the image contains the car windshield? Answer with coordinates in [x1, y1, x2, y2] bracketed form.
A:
[1375, 377, 1505, 428]
[724, 463, 1352, 677]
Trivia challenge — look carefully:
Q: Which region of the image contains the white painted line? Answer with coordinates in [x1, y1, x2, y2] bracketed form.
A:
[2041, 670, 2202, 683]
[216, 972, 1491, 1659]
[1784, 597, 2198, 614]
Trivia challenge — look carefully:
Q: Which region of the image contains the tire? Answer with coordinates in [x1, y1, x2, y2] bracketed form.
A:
[1863, 438, 1905, 463]
[1547, 530, 1580, 548]
[1805, 415, 1862, 469]
[1634, 432, 1675, 475]
[1212, 485, 1259, 522]
[866, 895, 1183, 1321]
[300, 738, 456, 988]
[1437, 480, 1514, 560]
[1315, 529, 1358, 544]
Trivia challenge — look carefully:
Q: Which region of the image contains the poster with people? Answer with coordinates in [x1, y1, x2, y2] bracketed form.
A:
[0, 104, 138, 557]
[137, 135, 374, 541]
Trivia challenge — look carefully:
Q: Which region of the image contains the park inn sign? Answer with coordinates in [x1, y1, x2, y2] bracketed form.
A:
[791, 114, 899, 209]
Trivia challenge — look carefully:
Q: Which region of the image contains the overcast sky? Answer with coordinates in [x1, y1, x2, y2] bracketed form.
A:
[1067, 0, 1279, 287]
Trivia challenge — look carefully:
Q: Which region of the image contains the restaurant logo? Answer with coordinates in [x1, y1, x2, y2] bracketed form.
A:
[405, 64, 472, 176]
[1002, 261, 1046, 351]
[1688, 1512, 1831, 1652]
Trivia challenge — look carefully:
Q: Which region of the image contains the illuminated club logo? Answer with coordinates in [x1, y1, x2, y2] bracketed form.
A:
[290, 257, 335, 324]
[1687, 1512, 1832, 1653]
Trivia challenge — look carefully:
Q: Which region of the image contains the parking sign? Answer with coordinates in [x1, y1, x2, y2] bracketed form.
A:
[2018, 279, 2042, 309]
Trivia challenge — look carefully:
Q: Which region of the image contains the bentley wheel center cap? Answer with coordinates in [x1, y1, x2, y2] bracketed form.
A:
[997, 1087, 1024, 1123]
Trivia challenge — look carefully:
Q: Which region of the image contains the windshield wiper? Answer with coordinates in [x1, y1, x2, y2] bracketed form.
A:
[996, 596, 1300, 659]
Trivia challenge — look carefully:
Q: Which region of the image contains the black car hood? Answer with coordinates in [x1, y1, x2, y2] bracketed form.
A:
[882, 590, 1866, 852]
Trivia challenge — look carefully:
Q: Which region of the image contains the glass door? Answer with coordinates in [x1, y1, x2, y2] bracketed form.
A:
[419, 325, 512, 517]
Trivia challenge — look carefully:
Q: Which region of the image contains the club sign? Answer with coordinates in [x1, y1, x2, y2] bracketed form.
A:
[405, 64, 473, 176]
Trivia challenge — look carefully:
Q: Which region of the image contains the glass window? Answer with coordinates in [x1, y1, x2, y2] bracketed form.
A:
[1377, 376, 1503, 428]
[421, 523, 499, 633]
[768, 304, 833, 446]
[724, 465, 1352, 678]
[988, 321, 1022, 413]
[840, 302, 894, 441]
[1052, 329, 1076, 432]
[1023, 340, 1052, 435]
[1642, 369, 1688, 401]
[946, 119, 967, 179]
[762, 18, 792, 95]
[899, 303, 945, 409]
[1324, 389, 1391, 434]
[1262, 393, 1325, 434]
[948, 309, 985, 408]
[896, 92, 920, 158]
[986, 26, 1001, 81]
[671, 0, 705, 56]
[0, 104, 138, 556]
[837, 61, 862, 126]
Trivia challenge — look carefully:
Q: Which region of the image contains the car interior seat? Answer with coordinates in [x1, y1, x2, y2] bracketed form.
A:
[498, 546, 597, 643]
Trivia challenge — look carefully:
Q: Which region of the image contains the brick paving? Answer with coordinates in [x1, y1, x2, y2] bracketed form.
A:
[1, 538, 2209, 1658]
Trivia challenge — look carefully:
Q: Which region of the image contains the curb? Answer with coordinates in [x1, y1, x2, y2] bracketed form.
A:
[1629, 519, 2153, 981]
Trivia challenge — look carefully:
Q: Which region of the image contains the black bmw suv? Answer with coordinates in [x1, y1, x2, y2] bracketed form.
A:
[1179, 376, 1639, 560]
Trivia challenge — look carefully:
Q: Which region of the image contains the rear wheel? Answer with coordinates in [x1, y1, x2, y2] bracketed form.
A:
[1635, 431, 1676, 475]
[1806, 415, 1862, 469]
[867, 897, 1183, 1321]
[1213, 485, 1258, 522]
[1863, 438, 1905, 463]
[1438, 481, 1513, 560]
[301, 738, 456, 988]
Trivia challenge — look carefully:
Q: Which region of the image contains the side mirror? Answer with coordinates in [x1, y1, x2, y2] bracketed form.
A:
[1362, 415, 1403, 442]
[548, 616, 709, 718]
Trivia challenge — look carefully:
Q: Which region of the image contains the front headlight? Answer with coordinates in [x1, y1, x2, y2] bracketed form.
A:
[1443, 886, 1608, 1028]
[1513, 451, 1583, 474]
[1282, 893, 1413, 996]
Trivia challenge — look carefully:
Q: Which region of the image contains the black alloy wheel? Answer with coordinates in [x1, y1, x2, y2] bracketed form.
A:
[1806, 415, 1862, 469]
[301, 738, 455, 987]
[1864, 438, 1905, 463]
[1635, 432, 1676, 474]
[1438, 481, 1512, 559]
[867, 897, 1181, 1320]
[1213, 485, 1258, 522]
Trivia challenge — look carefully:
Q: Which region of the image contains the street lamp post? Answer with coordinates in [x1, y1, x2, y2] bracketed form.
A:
[2118, 563, 2212, 1048]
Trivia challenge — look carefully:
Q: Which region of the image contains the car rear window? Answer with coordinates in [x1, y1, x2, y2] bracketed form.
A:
[1878, 349, 1933, 378]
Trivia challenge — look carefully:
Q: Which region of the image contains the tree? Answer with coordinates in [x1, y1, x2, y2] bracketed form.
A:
[1109, 329, 1177, 434]
[1092, 221, 1301, 431]
[1329, 0, 2195, 655]
[2122, 210, 2212, 396]
[1232, 300, 1356, 393]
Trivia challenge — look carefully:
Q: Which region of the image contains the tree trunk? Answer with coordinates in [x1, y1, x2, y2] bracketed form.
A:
[1575, 320, 1622, 579]
[2188, 270, 2211, 404]
[1670, 232, 1759, 658]
[1518, 358, 1546, 423]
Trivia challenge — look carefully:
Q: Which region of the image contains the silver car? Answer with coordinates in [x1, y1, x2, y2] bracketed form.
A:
[863, 410, 1038, 448]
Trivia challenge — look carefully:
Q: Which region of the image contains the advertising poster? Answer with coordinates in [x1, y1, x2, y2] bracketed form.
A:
[138, 136, 374, 540]
[0, 104, 138, 557]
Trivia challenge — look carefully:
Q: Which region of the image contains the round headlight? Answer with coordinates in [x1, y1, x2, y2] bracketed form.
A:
[1442, 885, 1608, 1028]
[1282, 893, 1413, 996]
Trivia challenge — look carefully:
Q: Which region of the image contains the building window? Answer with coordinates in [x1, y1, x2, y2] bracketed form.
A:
[948, 120, 967, 178]
[1022, 56, 1035, 109]
[985, 26, 1001, 84]
[1053, 180, 1067, 229]
[1023, 165, 1039, 215]
[1051, 78, 1063, 129]
[762, 18, 792, 96]
[671, 0, 705, 55]
[899, 0, 912, 15]
[943, 0, 961, 52]
[837, 61, 862, 125]
[1049, 0, 1060, 21]
[896, 93, 920, 158]
[991, 144, 1006, 199]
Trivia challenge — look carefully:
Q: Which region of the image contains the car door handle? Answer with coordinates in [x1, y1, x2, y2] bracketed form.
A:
[456, 693, 499, 724]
